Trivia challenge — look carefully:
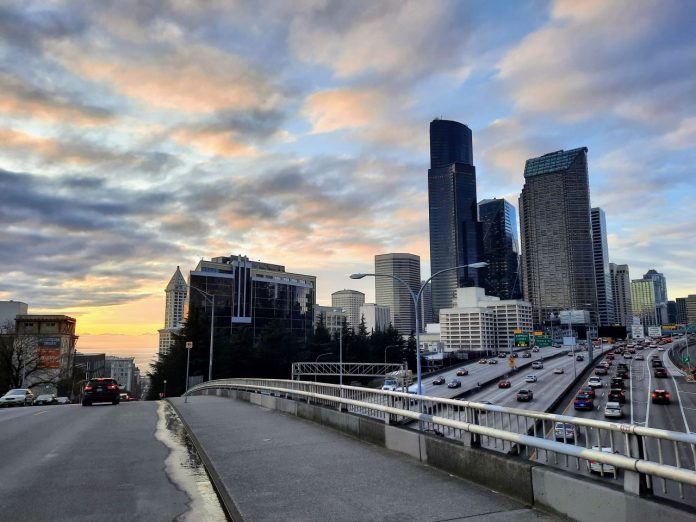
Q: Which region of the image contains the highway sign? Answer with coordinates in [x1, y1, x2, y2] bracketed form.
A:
[514, 333, 530, 347]
[534, 334, 552, 347]
[683, 355, 691, 363]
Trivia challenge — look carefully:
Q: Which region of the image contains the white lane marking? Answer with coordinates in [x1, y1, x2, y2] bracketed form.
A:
[33, 410, 48, 416]
[644, 349, 654, 427]
[661, 345, 693, 433]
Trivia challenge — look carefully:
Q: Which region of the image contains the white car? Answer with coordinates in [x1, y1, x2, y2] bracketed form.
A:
[588, 376, 603, 388]
[525, 375, 538, 383]
[603, 401, 623, 419]
[658, 347, 665, 352]
[0, 389, 35, 407]
[553, 367, 565, 374]
[531, 361, 543, 369]
[587, 446, 619, 477]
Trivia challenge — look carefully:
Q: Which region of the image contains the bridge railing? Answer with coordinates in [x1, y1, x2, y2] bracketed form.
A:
[185, 378, 696, 500]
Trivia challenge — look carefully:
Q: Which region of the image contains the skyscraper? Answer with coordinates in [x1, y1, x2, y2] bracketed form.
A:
[591, 208, 614, 325]
[667, 301, 677, 324]
[428, 119, 483, 316]
[420, 280, 435, 327]
[676, 297, 688, 324]
[631, 279, 658, 326]
[519, 148, 598, 326]
[643, 269, 668, 324]
[159, 266, 188, 356]
[375, 253, 421, 335]
[331, 290, 365, 333]
[610, 263, 633, 327]
[478, 198, 522, 300]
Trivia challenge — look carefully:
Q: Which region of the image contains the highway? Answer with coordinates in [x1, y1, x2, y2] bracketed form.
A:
[0, 401, 226, 521]
[537, 339, 696, 506]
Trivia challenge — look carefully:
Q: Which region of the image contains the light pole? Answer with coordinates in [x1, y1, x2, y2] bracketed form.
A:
[163, 379, 167, 398]
[184, 341, 193, 403]
[384, 344, 399, 368]
[186, 285, 216, 381]
[351, 262, 487, 398]
[315, 352, 332, 383]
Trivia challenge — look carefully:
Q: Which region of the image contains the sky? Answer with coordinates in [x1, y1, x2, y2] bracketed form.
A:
[1, 0, 694, 370]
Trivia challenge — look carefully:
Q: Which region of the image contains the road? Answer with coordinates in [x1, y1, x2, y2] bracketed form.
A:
[540, 340, 696, 506]
[0, 401, 226, 522]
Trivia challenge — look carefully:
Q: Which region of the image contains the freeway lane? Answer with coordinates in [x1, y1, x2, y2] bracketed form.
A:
[0, 401, 224, 522]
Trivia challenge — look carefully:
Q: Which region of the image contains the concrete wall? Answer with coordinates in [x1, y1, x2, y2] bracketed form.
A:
[192, 387, 694, 521]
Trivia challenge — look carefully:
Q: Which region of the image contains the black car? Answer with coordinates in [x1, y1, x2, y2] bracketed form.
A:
[516, 389, 533, 402]
[82, 378, 120, 406]
[651, 389, 670, 404]
[432, 376, 446, 385]
[610, 377, 625, 389]
[608, 388, 626, 403]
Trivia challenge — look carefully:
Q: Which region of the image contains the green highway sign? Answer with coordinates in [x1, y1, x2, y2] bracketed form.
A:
[535, 334, 552, 347]
[683, 355, 691, 363]
[514, 333, 530, 347]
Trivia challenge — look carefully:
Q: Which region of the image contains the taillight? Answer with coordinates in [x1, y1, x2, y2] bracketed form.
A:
[107, 384, 117, 390]
[652, 392, 656, 398]
[84, 386, 92, 391]
[665, 393, 670, 398]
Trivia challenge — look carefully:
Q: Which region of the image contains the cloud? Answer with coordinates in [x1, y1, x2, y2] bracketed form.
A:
[497, 0, 696, 125]
[289, 0, 473, 80]
[659, 117, 696, 150]
[49, 40, 285, 113]
[303, 88, 387, 134]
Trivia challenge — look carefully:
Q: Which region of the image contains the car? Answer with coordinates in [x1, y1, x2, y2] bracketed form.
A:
[56, 397, 71, 405]
[654, 368, 668, 378]
[608, 388, 626, 403]
[651, 359, 663, 368]
[34, 394, 57, 406]
[588, 376, 603, 388]
[522, 352, 531, 358]
[432, 376, 446, 385]
[82, 378, 120, 406]
[532, 347, 540, 352]
[478, 359, 488, 364]
[0, 388, 35, 407]
[623, 352, 633, 359]
[447, 379, 462, 389]
[651, 389, 670, 404]
[498, 379, 511, 388]
[604, 401, 623, 419]
[553, 367, 565, 374]
[497, 352, 507, 358]
[516, 389, 533, 401]
[616, 370, 629, 379]
[610, 377, 625, 389]
[487, 358, 498, 364]
[606, 354, 615, 360]
[456, 368, 469, 376]
[574, 393, 594, 410]
[531, 361, 543, 369]
[512, 352, 519, 358]
[525, 375, 538, 383]
[580, 386, 596, 398]
[634, 354, 644, 361]
[594, 366, 608, 376]
[576, 354, 584, 361]
[658, 347, 665, 352]
[587, 446, 618, 476]
[554, 422, 576, 442]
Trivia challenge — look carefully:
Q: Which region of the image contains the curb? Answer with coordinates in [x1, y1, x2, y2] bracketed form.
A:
[167, 398, 244, 522]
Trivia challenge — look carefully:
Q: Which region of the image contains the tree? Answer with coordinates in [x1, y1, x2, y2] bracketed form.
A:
[0, 325, 57, 392]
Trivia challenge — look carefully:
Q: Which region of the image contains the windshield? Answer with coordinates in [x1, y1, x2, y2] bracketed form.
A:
[7, 389, 26, 396]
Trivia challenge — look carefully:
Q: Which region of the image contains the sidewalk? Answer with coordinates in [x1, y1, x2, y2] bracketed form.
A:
[170, 395, 559, 522]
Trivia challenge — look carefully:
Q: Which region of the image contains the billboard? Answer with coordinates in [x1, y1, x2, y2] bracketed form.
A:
[631, 325, 645, 339]
[647, 326, 662, 338]
[37, 337, 62, 369]
[563, 336, 576, 346]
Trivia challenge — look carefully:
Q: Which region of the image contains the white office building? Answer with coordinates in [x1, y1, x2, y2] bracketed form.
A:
[313, 305, 346, 337]
[359, 303, 390, 333]
[105, 356, 135, 391]
[440, 287, 532, 353]
[331, 290, 365, 333]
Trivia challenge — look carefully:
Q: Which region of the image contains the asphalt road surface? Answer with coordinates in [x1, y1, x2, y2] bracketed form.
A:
[0, 400, 225, 522]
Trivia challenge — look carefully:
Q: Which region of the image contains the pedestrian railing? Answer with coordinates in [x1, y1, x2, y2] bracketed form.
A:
[185, 378, 696, 501]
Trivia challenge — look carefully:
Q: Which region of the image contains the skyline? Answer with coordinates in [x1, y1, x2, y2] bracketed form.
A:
[1, 1, 694, 367]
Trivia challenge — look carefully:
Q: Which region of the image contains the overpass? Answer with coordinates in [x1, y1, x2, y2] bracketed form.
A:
[182, 377, 696, 521]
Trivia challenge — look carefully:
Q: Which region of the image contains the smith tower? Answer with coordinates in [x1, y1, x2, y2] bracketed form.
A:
[428, 119, 483, 317]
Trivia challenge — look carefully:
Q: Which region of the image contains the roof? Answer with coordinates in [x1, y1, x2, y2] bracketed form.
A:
[524, 147, 587, 178]
[165, 266, 187, 292]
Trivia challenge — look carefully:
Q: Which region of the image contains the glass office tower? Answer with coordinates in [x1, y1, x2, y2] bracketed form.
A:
[519, 147, 598, 326]
[591, 207, 615, 326]
[428, 119, 483, 316]
[478, 198, 522, 300]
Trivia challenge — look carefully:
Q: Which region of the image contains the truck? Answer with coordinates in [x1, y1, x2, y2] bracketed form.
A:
[382, 369, 413, 391]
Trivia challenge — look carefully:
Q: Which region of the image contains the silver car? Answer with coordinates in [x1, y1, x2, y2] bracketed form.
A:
[0, 388, 35, 407]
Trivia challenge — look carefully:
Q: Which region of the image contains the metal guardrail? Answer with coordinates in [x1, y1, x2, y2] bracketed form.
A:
[185, 378, 696, 499]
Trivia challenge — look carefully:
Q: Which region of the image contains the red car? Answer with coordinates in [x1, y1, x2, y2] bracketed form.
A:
[498, 380, 511, 388]
[456, 368, 469, 376]
[651, 390, 670, 404]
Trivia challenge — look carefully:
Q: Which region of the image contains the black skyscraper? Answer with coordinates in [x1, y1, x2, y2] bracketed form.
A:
[428, 119, 483, 316]
[478, 198, 522, 300]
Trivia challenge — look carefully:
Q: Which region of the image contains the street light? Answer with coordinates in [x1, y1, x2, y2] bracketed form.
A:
[351, 261, 487, 399]
[163, 379, 167, 398]
[186, 285, 216, 381]
[315, 352, 332, 383]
